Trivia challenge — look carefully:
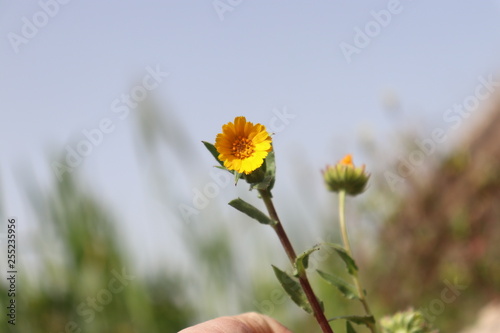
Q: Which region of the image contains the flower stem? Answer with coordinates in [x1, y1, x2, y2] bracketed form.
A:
[259, 189, 334, 333]
[338, 190, 377, 333]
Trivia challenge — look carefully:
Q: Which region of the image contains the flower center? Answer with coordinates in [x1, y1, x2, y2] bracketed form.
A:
[232, 136, 255, 159]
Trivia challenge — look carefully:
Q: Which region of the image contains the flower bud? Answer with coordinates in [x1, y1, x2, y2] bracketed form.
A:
[380, 308, 438, 333]
[322, 154, 370, 196]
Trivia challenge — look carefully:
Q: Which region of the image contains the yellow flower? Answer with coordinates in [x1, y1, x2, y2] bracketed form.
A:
[323, 154, 370, 196]
[215, 116, 272, 174]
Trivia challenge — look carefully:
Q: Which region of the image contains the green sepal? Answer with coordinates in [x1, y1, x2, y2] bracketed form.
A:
[346, 321, 357, 333]
[202, 141, 224, 167]
[245, 163, 266, 185]
[322, 162, 370, 196]
[248, 150, 276, 191]
[261, 150, 276, 190]
[272, 265, 312, 314]
[328, 315, 375, 328]
[317, 270, 359, 300]
[228, 198, 275, 225]
[234, 171, 243, 186]
[294, 246, 320, 277]
[323, 243, 358, 276]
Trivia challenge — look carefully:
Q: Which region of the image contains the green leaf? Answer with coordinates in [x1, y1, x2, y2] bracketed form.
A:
[272, 265, 312, 314]
[328, 315, 375, 328]
[324, 243, 358, 276]
[317, 270, 359, 300]
[295, 246, 320, 277]
[346, 322, 357, 333]
[228, 198, 275, 225]
[202, 141, 224, 167]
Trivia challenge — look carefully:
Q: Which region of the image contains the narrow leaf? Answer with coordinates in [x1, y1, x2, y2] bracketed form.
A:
[295, 246, 319, 276]
[272, 265, 312, 314]
[228, 198, 275, 225]
[346, 322, 357, 333]
[324, 243, 358, 276]
[329, 315, 375, 328]
[202, 141, 224, 167]
[317, 270, 359, 300]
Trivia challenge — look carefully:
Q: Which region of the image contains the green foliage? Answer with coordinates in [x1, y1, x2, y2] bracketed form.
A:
[0, 173, 193, 333]
[294, 246, 320, 277]
[323, 243, 359, 276]
[317, 270, 359, 300]
[328, 315, 375, 328]
[272, 265, 313, 314]
[228, 198, 276, 225]
[346, 321, 357, 333]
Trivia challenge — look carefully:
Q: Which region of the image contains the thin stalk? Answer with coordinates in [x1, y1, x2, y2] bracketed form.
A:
[259, 189, 334, 333]
[338, 190, 377, 333]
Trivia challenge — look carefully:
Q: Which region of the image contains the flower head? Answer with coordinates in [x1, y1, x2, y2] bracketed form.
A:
[215, 116, 272, 174]
[323, 154, 370, 196]
[380, 309, 438, 333]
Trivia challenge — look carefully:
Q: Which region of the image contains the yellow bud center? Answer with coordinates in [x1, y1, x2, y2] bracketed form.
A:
[339, 154, 354, 166]
[232, 136, 255, 159]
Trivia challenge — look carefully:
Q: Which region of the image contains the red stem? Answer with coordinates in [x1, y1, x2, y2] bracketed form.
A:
[259, 189, 334, 333]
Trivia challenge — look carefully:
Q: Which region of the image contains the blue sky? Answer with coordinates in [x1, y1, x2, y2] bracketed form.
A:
[2, 0, 500, 274]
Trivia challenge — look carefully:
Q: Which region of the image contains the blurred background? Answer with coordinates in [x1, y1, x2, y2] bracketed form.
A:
[1, 1, 500, 332]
